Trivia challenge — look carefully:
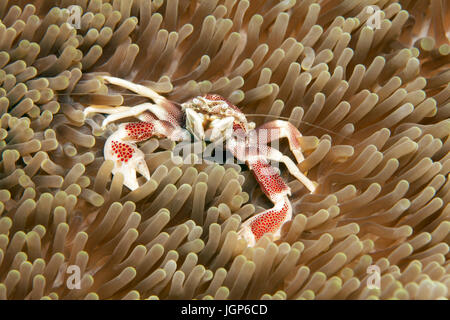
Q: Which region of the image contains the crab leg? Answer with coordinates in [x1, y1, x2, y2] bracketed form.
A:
[225, 137, 290, 246]
[253, 120, 305, 163]
[227, 125, 316, 246]
[91, 75, 184, 126]
[105, 116, 186, 190]
[84, 76, 189, 190]
[83, 105, 132, 118]
[101, 76, 167, 102]
[237, 155, 293, 247]
[100, 76, 182, 119]
[84, 101, 182, 129]
[105, 135, 149, 191]
[100, 102, 182, 128]
[258, 145, 317, 193]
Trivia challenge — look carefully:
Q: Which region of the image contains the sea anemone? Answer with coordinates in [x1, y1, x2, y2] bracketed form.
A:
[0, 0, 448, 300]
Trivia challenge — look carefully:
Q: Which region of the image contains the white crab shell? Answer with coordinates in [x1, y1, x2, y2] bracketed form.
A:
[182, 96, 248, 142]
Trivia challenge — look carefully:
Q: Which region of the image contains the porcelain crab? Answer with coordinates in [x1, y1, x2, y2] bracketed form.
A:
[84, 76, 316, 246]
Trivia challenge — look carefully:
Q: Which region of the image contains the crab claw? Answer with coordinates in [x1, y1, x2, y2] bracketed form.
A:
[104, 135, 150, 190]
[237, 196, 292, 247]
[234, 156, 294, 247]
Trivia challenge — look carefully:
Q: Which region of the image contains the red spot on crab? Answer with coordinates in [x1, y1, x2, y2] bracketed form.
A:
[125, 122, 155, 141]
[244, 158, 292, 241]
[111, 140, 135, 162]
[250, 201, 290, 241]
[250, 158, 290, 201]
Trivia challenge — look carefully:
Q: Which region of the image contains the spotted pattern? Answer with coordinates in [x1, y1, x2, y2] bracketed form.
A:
[250, 201, 290, 241]
[246, 158, 291, 240]
[164, 101, 184, 126]
[111, 140, 135, 162]
[250, 158, 290, 200]
[125, 122, 155, 141]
